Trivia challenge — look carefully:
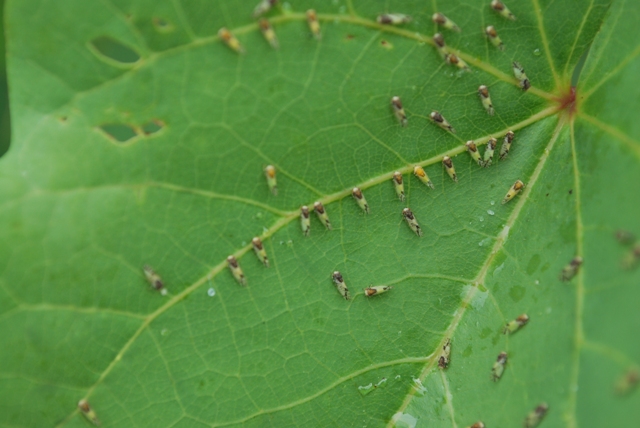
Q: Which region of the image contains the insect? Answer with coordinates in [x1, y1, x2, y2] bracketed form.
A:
[331, 271, 351, 300]
[300, 205, 311, 236]
[227, 255, 247, 286]
[392, 172, 405, 201]
[218, 27, 245, 54]
[491, 0, 516, 20]
[478, 85, 495, 116]
[438, 338, 451, 369]
[483, 137, 497, 167]
[413, 165, 435, 189]
[306, 9, 321, 40]
[491, 351, 508, 381]
[314, 201, 332, 230]
[468, 423, 485, 428]
[504, 313, 529, 334]
[391, 96, 407, 127]
[615, 369, 639, 395]
[433, 33, 449, 58]
[499, 130, 515, 160]
[252, 237, 269, 267]
[485, 25, 504, 51]
[402, 208, 423, 237]
[377, 14, 412, 25]
[524, 403, 548, 428]
[253, 0, 277, 18]
[78, 399, 101, 426]
[466, 141, 483, 166]
[559, 256, 583, 281]
[352, 187, 370, 214]
[430, 111, 456, 133]
[364, 285, 393, 297]
[143, 265, 167, 295]
[615, 229, 635, 245]
[502, 179, 525, 204]
[264, 165, 277, 195]
[432, 12, 460, 32]
[513, 61, 531, 90]
[442, 156, 458, 182]
[259, 19, 279, 49]
[445, 53, 470, 71]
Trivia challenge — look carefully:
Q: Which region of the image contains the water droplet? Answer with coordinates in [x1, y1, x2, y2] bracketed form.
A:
[491, 200, 495, 205]
[533, 48, 541, 56]
[487, 209, 495, 216]
[286, 239, 294, 247]
[479, 237, 492, 247]
[535, 280, 540, 285]
[161, 328, 168, 336]
[479, 216, 484, 222]
[207, 288, 216, 297]
[255, 212, 263, 219]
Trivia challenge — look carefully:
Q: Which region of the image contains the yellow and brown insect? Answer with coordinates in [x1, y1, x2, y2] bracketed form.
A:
[300, 205, 311, 236]
[513, 61, 531, 90]
[314, 201, 332, 230]
[402, 208, 422, 237]
[615, 369, 639, 395]
[468, 423, 485, 428]
[432, 12, 460, 32]
[446, 52, 470, 71]
[364, 285, 392, 297]
[491, 351, 508, 381]
[253, 0, 277, 18]
[430, 111, 456, 133]
[442, 156, 457, 182]
[218, 27, 245, 54]
[433, 33, 449, 58]
[227, 255, 247, 286]
[559, 256, 583, 281]
[143, 265, 167, 296]
[331, 271, 351, 300]
[352, 187, 370, 214]
[259, 19, 279, 49]
[393, 171, 405, 201]
[466, 141, 483, 166]
[478, 85, 495, 116]
[413, 165, 435, 189]
[78, 399, 101, 426]
[524, 403, 548, 428]
[306, 9, 321, 40]
[252, 237, 269, 267]
[485, 25, 504, 51]
[502, 179, 525, 204]
[377, 13, 412, 25]
[264, 165, 277, 195]
[500, 130, 515, 160]
[491, 0, 516, 20]
[438, 338, 451, 369]
[504, 313, 529, 334]
[483, 137, 497, 167]
[391, 96, 407, 127]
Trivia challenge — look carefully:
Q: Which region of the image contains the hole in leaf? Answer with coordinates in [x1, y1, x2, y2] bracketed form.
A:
[141, 119, 165, 135]
[90, 36, 140, 64]
[153, 17, 175, 33]
[99, 124, 138, 142]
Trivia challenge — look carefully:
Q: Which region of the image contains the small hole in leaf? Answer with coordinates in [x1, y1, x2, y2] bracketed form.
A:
[99, 124, 138, 142]
[90, 36, 140, 64]
[141, 119, 165, 135]
[153, 17, 174, 33]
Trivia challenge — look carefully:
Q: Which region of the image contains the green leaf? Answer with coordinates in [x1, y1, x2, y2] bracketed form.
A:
[1, 0, 639, 427]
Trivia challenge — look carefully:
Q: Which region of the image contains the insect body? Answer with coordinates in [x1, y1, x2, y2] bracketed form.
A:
[78, 399, 101, 426]
[391, 96, 407, 126]
[438, 338, 452, 369]
[218, 28, 245, 54]
[524, 403, 549, 428]
[402, 208, 422, 237]
[433, 33, 449, 58]
[468, 423, 485, 428]
[331, 271, 351, 300]
[483, 137, 497, 167]
[513, 61, 531, 90]
[559, 256, 583, 281]
[227, 256, 247, 286]
[259, 19, 279, 49]
[466, 141, 483, 166]
[478, 85, 494, 115]
[352, 187, 370, 214]
[492, 351, 508, 381]
[615, 369, 639, 395]
[252, 237, 269, 267]
[502, 180, 524, 204]
[413, 165, 435, 189]
[253, 0, 277, 18]
[491, 0, 517, 20]
[264, 165, 277, 195]
[392, 172, 405, 201]
[442, 156, 457, 182]
[485, 26, 504, 51]
[314, 201, 332, 230]
[306, 9, 321, 40]
[377, 14, 412, 25]
[364, 285, 393, 297]
[500, 130, 515, 160]
[446, 53, 470, 71]
[430, 111, 455, 133]
[432, 13, 461, 32]
[300, 205, 311, 236]
[143, 265, 167, 295]
[504, 313, 529, 334]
